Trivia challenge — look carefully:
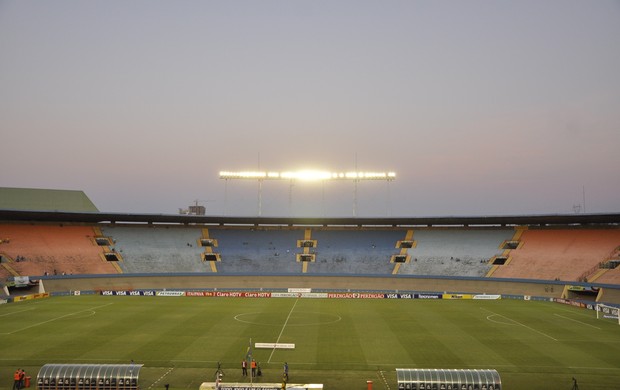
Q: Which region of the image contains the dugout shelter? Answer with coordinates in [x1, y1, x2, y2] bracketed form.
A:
[396, 369, 501, 390]
[37, 364, 142, 390]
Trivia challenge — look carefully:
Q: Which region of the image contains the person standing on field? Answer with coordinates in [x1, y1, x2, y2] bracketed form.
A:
[19, 369, 26, 389]
[241, 359, 247, 376]
[13, 370, 20, 390]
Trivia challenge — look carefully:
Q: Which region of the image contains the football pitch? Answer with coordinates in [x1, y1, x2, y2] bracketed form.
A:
[1, 296, 619, 389]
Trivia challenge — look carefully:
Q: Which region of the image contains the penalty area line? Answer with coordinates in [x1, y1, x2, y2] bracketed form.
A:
[554, 313, 601, 330]
[482, 308, 558, 341]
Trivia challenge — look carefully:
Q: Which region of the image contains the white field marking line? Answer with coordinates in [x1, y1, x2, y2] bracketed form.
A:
[486, 314, 518, 326]
[234, 311, 342, 326]
[3, 303, 113, 335]
[0, 308, 36, 317]
[554, 313, 601, 330]
[268, 298, 299, 363]
[481, 308, 558, 341]
[148, 367, 174, 389]
[553, 305, 597, 319]
[69, 310, 97, 320]
[379, 370, 391, 390]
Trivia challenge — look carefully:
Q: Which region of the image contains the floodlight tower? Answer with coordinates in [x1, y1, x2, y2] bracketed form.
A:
[219, 170, 396, 217]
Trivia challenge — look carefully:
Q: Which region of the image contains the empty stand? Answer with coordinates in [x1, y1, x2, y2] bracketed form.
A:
[490, 228, 620, 281]
[210, 228, 302, 273]
[101, 226, 208, 273]
[593, 268, 620, 285]
[0, 224, 118, 276]
[306, 229, 402, 274]
[398, 228, 514, 277]
[3, 222, 619, 285]
[589, 246, 620, 284]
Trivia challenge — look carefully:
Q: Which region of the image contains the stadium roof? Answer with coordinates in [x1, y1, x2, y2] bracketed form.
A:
[0, 209, 619, 227]
[0, 187, 617, 226]
[0, 187, 99, 212]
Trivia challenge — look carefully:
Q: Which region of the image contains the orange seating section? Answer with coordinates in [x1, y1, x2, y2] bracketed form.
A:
[595, 269, 620, 285]
[491, 229, 620, 281]
[0, 224, 118, 277]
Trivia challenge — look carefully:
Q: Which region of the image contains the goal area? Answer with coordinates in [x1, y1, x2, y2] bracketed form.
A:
[596, 303, 620, 325]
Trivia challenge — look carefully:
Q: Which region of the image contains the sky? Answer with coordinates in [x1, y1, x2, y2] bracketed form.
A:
[1, 0, 619, 217]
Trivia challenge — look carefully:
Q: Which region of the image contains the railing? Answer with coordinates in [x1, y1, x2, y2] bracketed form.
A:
[577, 247, 620, 282]
[577, 261, 605, 282]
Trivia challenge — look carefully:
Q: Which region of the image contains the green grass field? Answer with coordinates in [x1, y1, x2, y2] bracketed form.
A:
[1, 296, 619, 389]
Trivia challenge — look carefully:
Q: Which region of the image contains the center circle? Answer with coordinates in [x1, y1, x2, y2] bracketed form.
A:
[234, 311, 342, 326]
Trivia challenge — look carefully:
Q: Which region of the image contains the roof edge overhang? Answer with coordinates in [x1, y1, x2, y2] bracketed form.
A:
[1, 209, 619, 227]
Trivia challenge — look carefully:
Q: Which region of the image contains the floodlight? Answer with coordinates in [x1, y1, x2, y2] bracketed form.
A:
[219, 168, 395, 217]
[219, 170, 396, 181]
[219, 171, 267, 179]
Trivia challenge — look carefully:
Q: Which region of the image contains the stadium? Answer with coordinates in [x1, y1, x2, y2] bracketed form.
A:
[1, 187, 620, 390]
[4, 0, 620, 388]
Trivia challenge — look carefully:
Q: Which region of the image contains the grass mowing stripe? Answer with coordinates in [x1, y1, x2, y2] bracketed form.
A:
[3, 303, 113, 335]
[267, 298, 299, 363]
[553, 313, 601, 329]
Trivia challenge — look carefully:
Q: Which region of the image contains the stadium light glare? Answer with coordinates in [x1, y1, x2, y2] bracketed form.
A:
[220, 169, 396, 217]
[219, 170, 396, 181]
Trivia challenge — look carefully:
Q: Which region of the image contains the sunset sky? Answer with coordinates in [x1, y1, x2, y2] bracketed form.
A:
[1, 1, 619, 217]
